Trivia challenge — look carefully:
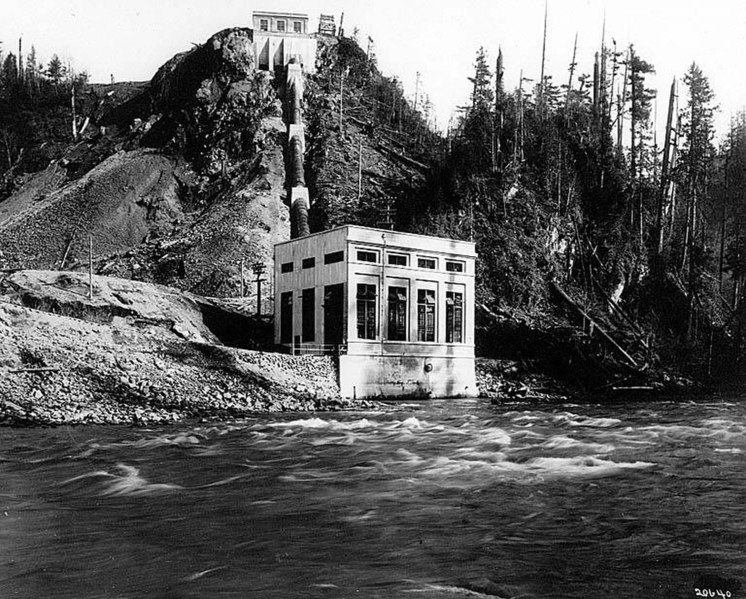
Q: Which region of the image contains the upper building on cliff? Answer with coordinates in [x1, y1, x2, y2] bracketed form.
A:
[252, 11, 317, 73]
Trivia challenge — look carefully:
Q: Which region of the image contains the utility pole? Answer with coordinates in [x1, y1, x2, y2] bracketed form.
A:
[251, 262, 266, 316]
[338, 67, 348, 132]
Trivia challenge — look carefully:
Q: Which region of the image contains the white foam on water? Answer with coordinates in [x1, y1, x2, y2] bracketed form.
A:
[453, 448, 509, 463]
[61, 464, 182, 496]
[521, 456, 655, 478]
[77, 433, 206, 457]
[268, 418, 377, 431]
[99, 464, 183, 496]
[395, 416, 428, 430]
[566, 417, 622, 428]
[404, 583, 508, 598]
[475, 428, 512, 447]
[539, 435, 615, 453]
[394, 448, 425, 463]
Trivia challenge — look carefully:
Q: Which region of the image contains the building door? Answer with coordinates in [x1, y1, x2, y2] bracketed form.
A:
[280, 291, 293, 345]
[323, 284, 344, 346]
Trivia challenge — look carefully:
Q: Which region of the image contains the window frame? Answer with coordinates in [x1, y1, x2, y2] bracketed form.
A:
[356, 283, 377, 340]
[324, 251, 344, 264]
[302, 257, 315, 269]
[388, 253, 408, 266]
[417, 288, 436, 342]
[387, 286, 408, 341]
[445, 260, 465, 273]
[445, 291, 464, 343]
[356, 249, 379, 263]
[417, 257, 437, 270]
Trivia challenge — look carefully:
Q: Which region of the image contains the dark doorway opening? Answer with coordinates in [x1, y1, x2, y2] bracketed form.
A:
[323, 284, 344, 346]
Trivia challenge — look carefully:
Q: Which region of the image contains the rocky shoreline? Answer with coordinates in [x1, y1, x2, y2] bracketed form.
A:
[1, 270, 700, 428]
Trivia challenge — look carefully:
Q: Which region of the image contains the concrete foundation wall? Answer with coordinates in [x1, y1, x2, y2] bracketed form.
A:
[339, 354, 477, 399]
[253, 35, 317, 74]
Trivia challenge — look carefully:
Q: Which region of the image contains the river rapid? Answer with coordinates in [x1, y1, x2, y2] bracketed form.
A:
[1, 398, 744, 599]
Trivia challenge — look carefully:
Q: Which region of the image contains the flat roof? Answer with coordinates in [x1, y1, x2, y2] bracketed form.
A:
[252, 11, 309, 18]
[275, 225, 477, 256]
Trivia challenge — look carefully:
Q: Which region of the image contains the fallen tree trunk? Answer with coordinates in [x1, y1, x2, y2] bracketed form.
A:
[550, 281, 640, 369]
[375, 143, 429, 172]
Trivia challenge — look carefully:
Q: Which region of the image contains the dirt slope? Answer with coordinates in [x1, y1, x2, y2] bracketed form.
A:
[0, 270, 350, 426]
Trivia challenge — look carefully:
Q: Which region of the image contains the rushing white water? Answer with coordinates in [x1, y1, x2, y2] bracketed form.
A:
[1, 398, 745, 598]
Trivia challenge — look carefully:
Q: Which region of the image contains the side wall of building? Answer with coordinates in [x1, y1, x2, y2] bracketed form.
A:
[274, 228, 348, 349]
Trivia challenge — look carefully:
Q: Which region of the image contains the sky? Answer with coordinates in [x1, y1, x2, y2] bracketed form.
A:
[2, 0, 745, 139]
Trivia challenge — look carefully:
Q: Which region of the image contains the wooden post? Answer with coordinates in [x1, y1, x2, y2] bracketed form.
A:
[88, 234, 93, 300]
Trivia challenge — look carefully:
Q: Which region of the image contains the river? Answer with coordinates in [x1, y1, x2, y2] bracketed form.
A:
[1, 398, 744, 598]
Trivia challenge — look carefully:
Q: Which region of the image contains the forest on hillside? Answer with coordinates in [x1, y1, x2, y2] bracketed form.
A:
[308, 29, 746, 385]
[2, 27, 746, 387]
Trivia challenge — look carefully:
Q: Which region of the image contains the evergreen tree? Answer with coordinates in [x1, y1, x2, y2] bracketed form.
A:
[468, 47, 494, 110]
[46, 54, 65, 84]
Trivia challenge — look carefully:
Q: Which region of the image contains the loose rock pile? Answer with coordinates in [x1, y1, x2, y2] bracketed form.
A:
[0, 272, 377, 427]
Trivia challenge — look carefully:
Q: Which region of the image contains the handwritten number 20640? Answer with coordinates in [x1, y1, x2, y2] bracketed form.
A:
[695, 589, 732, 598]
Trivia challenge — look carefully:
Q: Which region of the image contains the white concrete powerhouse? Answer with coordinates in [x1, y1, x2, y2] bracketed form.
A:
[252, 11, 317, 73]
[274, 225, 477, 398]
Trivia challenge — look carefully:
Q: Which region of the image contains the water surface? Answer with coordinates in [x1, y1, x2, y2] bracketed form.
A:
[1, 398, 744, 598]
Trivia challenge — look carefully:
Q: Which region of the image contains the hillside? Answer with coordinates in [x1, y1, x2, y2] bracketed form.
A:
[0, 25, 716, 416]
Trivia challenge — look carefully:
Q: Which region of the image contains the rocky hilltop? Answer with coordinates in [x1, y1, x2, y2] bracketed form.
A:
[0, 29, 287, 303]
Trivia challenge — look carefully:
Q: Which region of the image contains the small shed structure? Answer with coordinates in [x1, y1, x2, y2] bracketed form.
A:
[273, 225, 477, 398]
[252, 11, 317, 73]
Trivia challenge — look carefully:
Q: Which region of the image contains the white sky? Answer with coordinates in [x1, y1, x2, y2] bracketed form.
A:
[2, 0, 744, 139]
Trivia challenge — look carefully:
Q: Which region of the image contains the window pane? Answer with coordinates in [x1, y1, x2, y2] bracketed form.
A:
[446, 291, 463, 343]
[418, 258, 436, 269]
[417, 289, 435, 341]
[388, 254, 408, 266]
[294, 21, 302, 32]
[281, 262, 293, 273]
[356, 284, 376, 339]
[302, 257, 315, 269]
[387, 287, 407, 341]
[324, 251, 344, 264]
[446, 261, 464, 272]
[357, 250, 378, 263]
